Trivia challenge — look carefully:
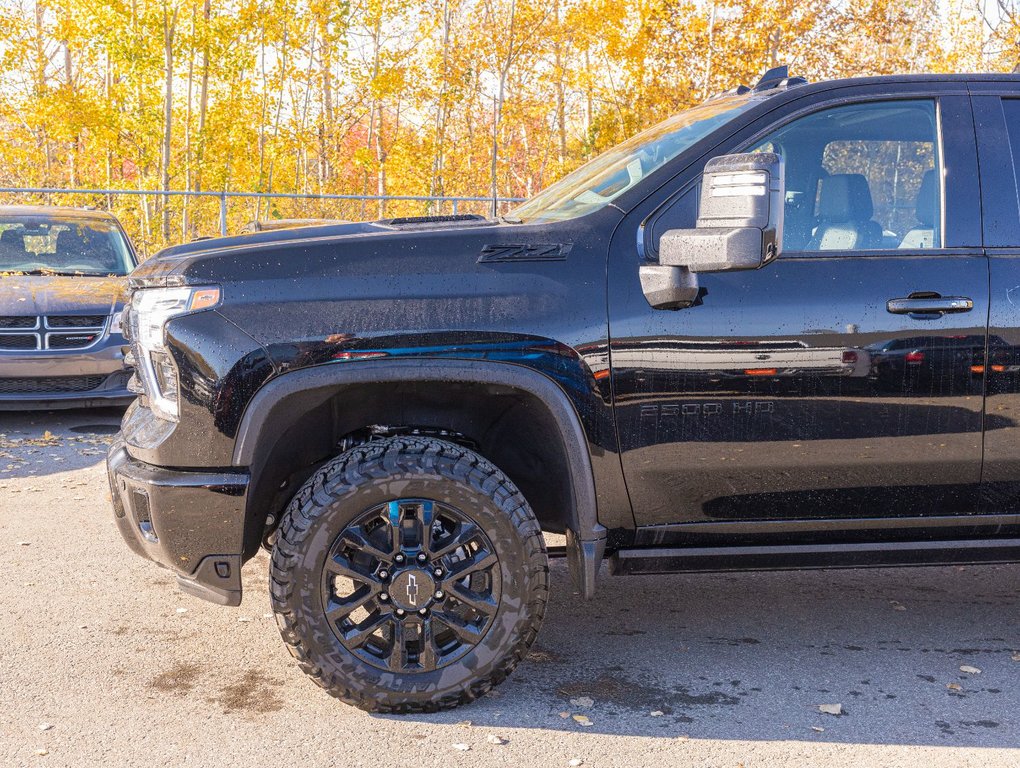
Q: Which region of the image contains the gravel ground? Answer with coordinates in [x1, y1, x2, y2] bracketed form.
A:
[1, 407, 1019, 768]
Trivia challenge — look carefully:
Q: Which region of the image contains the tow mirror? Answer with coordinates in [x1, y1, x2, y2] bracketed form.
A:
[640, 152, 784, 309]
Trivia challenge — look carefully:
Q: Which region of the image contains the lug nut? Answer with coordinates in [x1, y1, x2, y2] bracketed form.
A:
[379, 570, 389, 580]
[418, 608, 428, 616]
[434, 590, 444, 600]
[395, 608, 405, 617]
[416, 552, 427, 563]
[433, 567, 443, 577]
[394, 554, 405, 563]
[379, 592, 389, 601]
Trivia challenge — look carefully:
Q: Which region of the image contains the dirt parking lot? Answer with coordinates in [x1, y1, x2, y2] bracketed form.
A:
[1, 407, 1019, 768]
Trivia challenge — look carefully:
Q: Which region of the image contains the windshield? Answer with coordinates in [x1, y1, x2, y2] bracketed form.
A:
[510, 93, 758, 223]
[0, 215, 134, 276]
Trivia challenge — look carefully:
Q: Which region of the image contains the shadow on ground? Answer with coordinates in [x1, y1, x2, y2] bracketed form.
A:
[364, 558, 1020, 748]
[0, 405, 125, 478]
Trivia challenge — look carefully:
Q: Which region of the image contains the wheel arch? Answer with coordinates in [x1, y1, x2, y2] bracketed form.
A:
[233, 358, 606, 596]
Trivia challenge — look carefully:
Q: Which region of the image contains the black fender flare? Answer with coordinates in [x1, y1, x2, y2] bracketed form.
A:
[232, 358, 606, 596]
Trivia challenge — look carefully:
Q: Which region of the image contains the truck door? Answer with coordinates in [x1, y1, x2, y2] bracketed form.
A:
[972, 88, 1020, 514]
[608, 91, 989, 531]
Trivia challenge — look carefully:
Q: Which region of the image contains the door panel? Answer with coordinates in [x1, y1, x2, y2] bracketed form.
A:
[609, 94, 988, 528]
[610, 254, 988, 526]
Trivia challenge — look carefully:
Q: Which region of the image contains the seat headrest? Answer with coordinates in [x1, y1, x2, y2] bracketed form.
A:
[56, 228, 84, 252]
[817, 174, 874, 222]
[914, 170, 937, 228]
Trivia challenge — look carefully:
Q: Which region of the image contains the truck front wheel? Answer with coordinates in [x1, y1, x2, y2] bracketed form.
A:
[269, 436, 549, 713]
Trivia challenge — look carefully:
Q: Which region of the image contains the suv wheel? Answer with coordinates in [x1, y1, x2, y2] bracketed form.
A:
[270, 436, 549, 713]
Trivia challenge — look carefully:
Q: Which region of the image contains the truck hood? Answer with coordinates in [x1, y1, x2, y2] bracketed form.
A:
[128, 214, 519, 286]
[0, 275, 129, 316]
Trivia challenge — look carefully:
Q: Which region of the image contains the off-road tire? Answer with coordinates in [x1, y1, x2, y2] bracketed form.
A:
[270, 436, 549, 713]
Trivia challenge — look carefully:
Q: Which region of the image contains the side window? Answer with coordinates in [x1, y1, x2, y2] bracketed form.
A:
[645, 182, 699, 258]
[1003, 99, 1020, 223]
[749, 100, 941, 253]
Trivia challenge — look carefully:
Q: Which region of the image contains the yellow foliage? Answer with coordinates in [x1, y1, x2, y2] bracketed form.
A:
[0, 0, 1009, 254]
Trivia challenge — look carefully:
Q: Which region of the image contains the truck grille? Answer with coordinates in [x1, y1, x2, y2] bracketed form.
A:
[0, 315, 108, 351]
[0, 375, 106, 394]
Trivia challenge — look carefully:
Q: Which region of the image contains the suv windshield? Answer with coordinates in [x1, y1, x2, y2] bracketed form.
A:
[510, 92, 758, 223]
[0, 215, 134, 276]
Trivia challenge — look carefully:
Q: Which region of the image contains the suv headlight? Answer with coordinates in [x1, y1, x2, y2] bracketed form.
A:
[109, 308, 125, 336]
[132, 286, 221, 421]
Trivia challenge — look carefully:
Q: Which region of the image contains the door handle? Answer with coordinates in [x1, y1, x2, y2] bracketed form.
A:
[886, 296, 973, 315]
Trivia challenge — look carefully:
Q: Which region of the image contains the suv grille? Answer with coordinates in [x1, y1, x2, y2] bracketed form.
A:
[0, 316, 37, 329]
[47, 314, 107, 328]
[0, 375, 106, 394]
[47, 333, 102, 349]
[0, 315, 108, 351]
[0, 334, 39, 350]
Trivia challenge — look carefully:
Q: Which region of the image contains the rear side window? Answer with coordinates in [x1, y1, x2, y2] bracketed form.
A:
[1003, 100, 1020, 225]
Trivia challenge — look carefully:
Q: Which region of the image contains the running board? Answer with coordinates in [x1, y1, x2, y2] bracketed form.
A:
[609, 538, 1020, 575]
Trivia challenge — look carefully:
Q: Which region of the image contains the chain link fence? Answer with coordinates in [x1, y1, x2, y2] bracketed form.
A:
[0, 188, 526, 259]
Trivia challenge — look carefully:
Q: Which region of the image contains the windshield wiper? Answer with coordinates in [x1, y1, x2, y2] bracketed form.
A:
[497, 215, 523, 224]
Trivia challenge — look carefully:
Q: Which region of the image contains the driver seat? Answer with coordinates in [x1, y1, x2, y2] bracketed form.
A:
[807, 174, 883, 251]
[53, 228, 87, 267]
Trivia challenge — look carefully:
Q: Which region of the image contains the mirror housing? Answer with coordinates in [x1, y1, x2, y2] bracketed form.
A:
[641, 152, 784, 309]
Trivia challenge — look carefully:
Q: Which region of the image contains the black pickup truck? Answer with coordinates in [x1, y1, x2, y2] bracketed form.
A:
[108, 69, 1020, 713]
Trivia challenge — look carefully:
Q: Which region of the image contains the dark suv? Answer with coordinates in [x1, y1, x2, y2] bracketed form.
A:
[108, 70, 1020, 713]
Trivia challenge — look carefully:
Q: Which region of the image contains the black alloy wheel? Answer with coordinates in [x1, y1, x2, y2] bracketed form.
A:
[270, 436, 548, 713]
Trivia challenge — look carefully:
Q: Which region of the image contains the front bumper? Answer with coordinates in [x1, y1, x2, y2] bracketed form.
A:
[0, 334, 134, 409]
[107, 440, 250, 606]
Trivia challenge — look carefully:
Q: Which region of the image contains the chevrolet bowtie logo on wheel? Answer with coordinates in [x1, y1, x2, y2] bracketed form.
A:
[406, 573, 418, 606]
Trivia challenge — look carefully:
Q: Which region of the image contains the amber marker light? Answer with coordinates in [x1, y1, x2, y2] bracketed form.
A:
[188, 287, 221, 311]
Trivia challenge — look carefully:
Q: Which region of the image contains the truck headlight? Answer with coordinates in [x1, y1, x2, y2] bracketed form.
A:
[132, 286, 221, 421]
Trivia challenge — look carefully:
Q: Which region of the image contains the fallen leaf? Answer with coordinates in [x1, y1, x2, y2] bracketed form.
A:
[818, 703, 843, 716]
[175, 608, 188, 614]
[947, 683, 962, 691]
[811, 726, 824, 732]
[889, 600, 907, 611]
[35, 749, 48, 756]
[569, 760, 584, 767]
[1012, 652, 1020, 662]
[485, 734, 507, 745]
[558, 711, 570, 719]
[237, 617, 252, 623]
[456, 720, 472, 727]
[570, 696, 594, 708]
[452, 743, 470, 751]
[18, 541, 30, 547]
[38, 723, 53, 731]
[650, 710, 664, 717]
[572, 714, 594, 727]
[959, 665, 981, 674]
